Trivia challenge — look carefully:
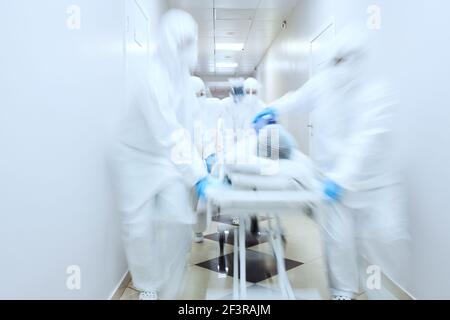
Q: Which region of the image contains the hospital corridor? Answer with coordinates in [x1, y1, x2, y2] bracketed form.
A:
[2, 0, 450, 305]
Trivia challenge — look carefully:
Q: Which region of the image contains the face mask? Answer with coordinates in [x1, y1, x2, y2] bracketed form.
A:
[231, 86, 245, 104]
[244, 95, 258, 106]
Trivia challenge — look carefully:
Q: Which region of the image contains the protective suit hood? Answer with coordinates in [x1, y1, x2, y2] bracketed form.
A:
[157, 9, 199, 81]
[244, 77, 260, 96]
[191, 76, 206, 97]
[243, 77, 261, 106]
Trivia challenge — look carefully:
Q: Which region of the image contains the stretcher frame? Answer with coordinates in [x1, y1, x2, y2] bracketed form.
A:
[206, 189, 321, 300]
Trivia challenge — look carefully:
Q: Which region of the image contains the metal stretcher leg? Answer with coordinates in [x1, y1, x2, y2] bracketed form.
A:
[233, 228, 239, 300]
[207, 191, 320, 300]
[239, 214, 247, 299]
[219, 232, 225, 255]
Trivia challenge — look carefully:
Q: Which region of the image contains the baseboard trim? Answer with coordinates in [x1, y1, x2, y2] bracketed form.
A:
[360, 255, 415, 300]
[108, 270, 130, 300]
[382, 272, 416, 300]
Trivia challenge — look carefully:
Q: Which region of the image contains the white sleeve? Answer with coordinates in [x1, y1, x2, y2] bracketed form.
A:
[329, 85, 397, 191]
[140, 83, 207, 187]
[272, 77, 319, 115]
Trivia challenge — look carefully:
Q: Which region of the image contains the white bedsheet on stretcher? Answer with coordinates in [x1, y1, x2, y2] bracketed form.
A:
[227, 172, 302, 191]
[225, 150, 319, 192]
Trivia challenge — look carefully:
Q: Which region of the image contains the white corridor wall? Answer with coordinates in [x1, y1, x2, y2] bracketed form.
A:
[257, 0, 450, 299]
[0, 0, 167, 299]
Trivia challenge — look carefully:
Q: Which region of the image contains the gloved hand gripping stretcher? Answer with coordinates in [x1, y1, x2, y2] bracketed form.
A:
[204, 125, 323, 300]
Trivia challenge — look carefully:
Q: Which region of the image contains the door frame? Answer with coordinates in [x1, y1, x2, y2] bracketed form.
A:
[307, 18, 336, 156]
[309, 18, 336, 78]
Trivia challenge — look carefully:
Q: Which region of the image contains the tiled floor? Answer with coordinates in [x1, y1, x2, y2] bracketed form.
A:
[204, 229, 270, 248]
[115, 213, 341, 300]
[196, 249, 303, 283]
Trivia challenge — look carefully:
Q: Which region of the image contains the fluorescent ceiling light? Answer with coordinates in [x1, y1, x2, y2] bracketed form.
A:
[215, 43, 244, 51]
[216, 62, 238, 68]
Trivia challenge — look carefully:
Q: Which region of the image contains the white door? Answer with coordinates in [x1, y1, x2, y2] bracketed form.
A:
[309, 21, 335, 159]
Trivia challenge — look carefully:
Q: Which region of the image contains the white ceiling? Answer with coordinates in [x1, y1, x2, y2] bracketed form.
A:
[168, 0, 300, 84]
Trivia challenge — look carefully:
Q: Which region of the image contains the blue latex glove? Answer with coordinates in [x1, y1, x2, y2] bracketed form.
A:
[195, 177, 209, 200]
[196, 177, 228, 200]
[205, 154, 217, 174]
[196, 177, 225, 200]
[252, 107, 278, 133]
[323, 180, 343, 202]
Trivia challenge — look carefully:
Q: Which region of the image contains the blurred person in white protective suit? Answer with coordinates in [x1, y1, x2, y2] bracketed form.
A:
[223, 78, 266, 134]
[189, 76, 224, 242]
[222, 78, 266, 165]
[111, 9, 218, 300]
[190, 76, 224, 163]
[243, 77, 266, 111]
[253, 27, 409, 300]
[218, 79, 266, 226]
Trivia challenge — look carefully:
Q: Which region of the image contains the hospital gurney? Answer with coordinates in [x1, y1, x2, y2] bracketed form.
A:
[206, 188, 321, 300]
[202, 124, 323, 299]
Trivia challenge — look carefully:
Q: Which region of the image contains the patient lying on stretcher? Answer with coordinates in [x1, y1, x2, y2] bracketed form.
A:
[208, 124, 320, 246]
[222, 124, 319, 192]
[193, 124, 319, 242]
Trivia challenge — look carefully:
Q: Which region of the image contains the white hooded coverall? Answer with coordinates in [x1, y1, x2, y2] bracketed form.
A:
[111, 10, 206, 298]
[272, 29, 409, 299]
[223, 78, 266, 134]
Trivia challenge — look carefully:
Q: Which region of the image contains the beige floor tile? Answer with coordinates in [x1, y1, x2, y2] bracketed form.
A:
[356, 292, 368, 300]
[283, 215, 321, 238]
[249, 233, 322, 264]
[114, 214, 327, 301]
[127, 281, 141, 292]
[119, 287, 140, 300]
[220, 285, 286, 300]
[125, 265, 253, 300]
[250, 214, 323, 264]
[258, 258, 330, 300]
[257, 213, 321, 240]
[111, 272, 131, 300]
[111, 288, 126, 300]
[177, 265, 252, 300]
